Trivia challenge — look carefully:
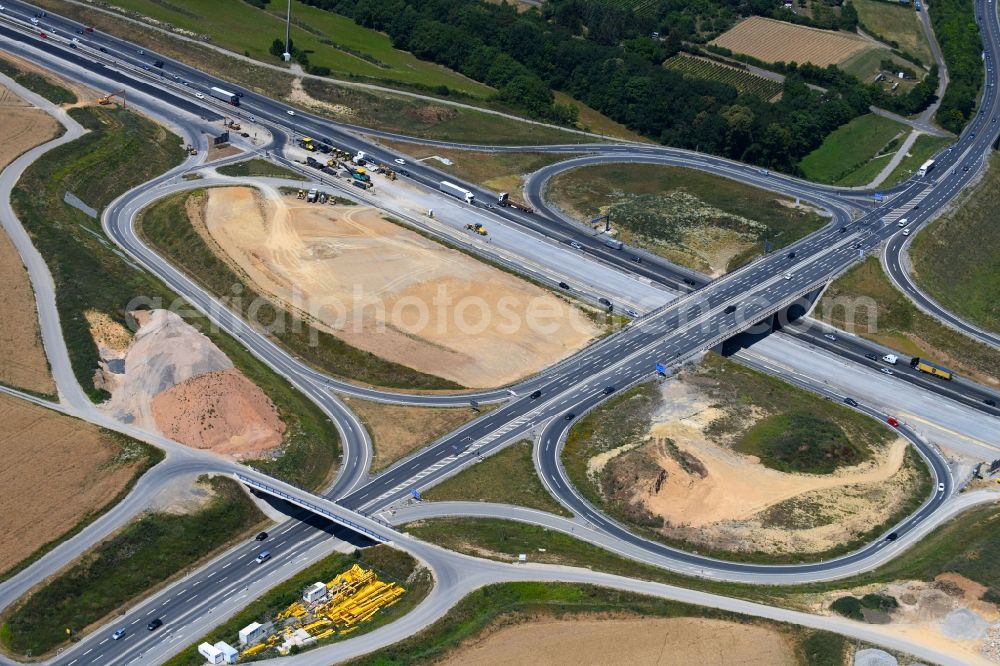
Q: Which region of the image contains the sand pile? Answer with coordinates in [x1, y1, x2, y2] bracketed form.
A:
[100, 309, 283, 458]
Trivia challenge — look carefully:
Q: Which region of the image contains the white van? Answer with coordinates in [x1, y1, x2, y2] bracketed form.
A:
[897, 218, 909, 227]
[882, 354, 898, 365]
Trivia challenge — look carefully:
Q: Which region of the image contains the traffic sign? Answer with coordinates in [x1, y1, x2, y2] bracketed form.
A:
[411, 489, 422, 501]
[655, 362, 666, 375]
[874, 192, 884, 202]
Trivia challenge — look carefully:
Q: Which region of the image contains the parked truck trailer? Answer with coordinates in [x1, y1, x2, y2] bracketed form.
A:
[440, 181, 475, 204]
[208, 86, 240, 106]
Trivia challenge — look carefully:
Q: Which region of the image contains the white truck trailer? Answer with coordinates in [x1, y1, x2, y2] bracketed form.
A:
[439, 180, 475, 204]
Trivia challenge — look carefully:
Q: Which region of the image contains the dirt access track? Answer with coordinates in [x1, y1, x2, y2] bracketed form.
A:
[439, 616, 797, 665]
[195, 186, 601, 388]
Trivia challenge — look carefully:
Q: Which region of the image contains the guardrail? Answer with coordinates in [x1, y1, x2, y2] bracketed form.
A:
[234, 473, 392, 544]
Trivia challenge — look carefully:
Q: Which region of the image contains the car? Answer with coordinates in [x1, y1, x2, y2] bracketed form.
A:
[254, 531, 268, 541]
[724, 304, 737, 314]
[885, 532, 898, 542]
[30, 17, 38, 24]
[972, 133, 977, 138]
[881, 367, 894, 376]
[570, 241, 583, 250]
[902, 229, 910, 236]
[839, 226, 847, 233]
[603, 386, 616, 395]
[784, 272, 793, 280]
[598, 297, 612, 309]
[937, 483, 946, 493]
[182, 80, 189, 86]
[138, 49, 145, 55]
[394, 158, 406, 165]
[682, 278, 697, 286]
[853, 242, 862, 249]
[38, 31, 46, 38]
[142, 65, 150, 71]
[249, 115, 256, 122]
[844, 397, 859, 407]
[787, 251, 796, 259]
[254, 550, 271, 563]
[994, 118, 998, 123]
[625, 309, 639, 317]
[85, 26, 94, 33]
[963, 165, 970, 172]
[195, 92, 204, 99]
[865, 353, 878, 361]
[147, 618, 162, 631]
[985, 399, 997, 407]
[563, 413, 575, 421]
[529, 390, 542, 400]
[287, 110, 295, 116]
[824, 333, 837, 341]
[112, 628, 126, 640]
[630, 255, 642, 263]
[887, 416, 900, 427]
[99, 46, 108, 52]
[558, 281, 569, 289]
[76, 28, 84, 34]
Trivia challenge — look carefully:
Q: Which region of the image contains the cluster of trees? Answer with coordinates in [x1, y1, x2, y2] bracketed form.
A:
[928, 0, 984, 133]
[775, 0, 858, 32]
[269, 37, 333, 76]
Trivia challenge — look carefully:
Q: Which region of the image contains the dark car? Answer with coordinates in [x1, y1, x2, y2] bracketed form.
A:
[147, 618, 163, 631]
[886, 532, 898, 541]
[255, 531, 268, 541]
[563, 413, 575, 421]
[844, 397, 859, 407]
[603, 386, 615, 395]
[683, 278, 697, 286]
[986, 399, 998, 407]
[99, 46, 108, 52]
[839, 226, 847, 233]
[558, 281, 569, 289]
[865, 353, 878, 361]
[724, 304, 737, 314]
[598, 297, 611, 307]
[530, 390, 542, 399]
[630, 255, 642, 263]
[787, 251, 796, 259]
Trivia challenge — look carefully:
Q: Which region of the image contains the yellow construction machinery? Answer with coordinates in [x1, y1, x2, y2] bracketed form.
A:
[223, 117, 242, 131]
[184, 144, 198, 156]
[465, 223, 487, 235]
[97, 89, 126, 108]
[296, 189, 306, 199]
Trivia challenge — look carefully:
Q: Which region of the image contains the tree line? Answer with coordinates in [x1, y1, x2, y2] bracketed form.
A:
[928, 0, 984, 133]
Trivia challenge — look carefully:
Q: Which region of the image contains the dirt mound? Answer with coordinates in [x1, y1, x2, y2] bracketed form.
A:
[152, 369, 284, 458]
[101, 309, 283, 459]
[439, 616, 796, 666]
[197, 186, 600, 387]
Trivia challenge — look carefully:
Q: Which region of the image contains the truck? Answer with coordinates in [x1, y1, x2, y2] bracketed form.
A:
[306, 156, 324, 169]
[498, 192, 533, 213]
[440, 180, 475, 204]
[344, 165, 370, 182]
[604, 236, 624, 250]
[352, 179, 373, 191]
[918, 159, 935, 177]
[910, 357, 953, 380]
[208, 86, 240, 106]
[298, 137, 316, 151]
[306, 188, 318, 203]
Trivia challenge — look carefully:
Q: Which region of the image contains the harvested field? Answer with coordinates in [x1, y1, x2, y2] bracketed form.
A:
[197, 186, 600, 388]
[439, 616, 796, 666]
[711, 16, 872, 66]
[0, 393, 149, 575]
[0, 84, 59, 394]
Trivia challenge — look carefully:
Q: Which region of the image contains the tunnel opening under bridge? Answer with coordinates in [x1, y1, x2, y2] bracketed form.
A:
[716, 285, 825, 357]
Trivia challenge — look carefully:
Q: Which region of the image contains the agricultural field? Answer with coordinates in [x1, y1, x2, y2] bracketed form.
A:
[854, 0, 934, 64]
[798, 113, 907, 184]
[94, 0, 491, 96]
[839, 47, 924, 91]
[664, 55, 783, 101]
[711, 16, 872, 67]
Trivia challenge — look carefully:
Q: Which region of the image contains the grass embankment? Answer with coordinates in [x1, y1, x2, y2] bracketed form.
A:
[342, 398, 487, 472]
[545, 163, 826, 273]
[884, 135, 952, 185]
[0, 477, 263, 657]
[424, 440, 571, 515]
[853, 0, 934, 64]
[798, 114, 907, 185]
[816, 256, 1000, 386]
[910, 154, 1000, 335]
[137, 189, 460, 390]
[12, 106, 341, 489]
[162, 546, 431, 666]
[215, 159, 306, 180]
[0, 58, 77, 105]
[345, 581, 849, 666]
[560, 357, 927, 563]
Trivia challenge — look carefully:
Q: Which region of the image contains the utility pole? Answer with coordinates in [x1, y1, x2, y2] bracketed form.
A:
[283, 0, 292, 62]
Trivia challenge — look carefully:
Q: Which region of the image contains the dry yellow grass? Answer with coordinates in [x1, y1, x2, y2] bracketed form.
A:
[711, 16, 872, 67]
[0, 393, 143, 575]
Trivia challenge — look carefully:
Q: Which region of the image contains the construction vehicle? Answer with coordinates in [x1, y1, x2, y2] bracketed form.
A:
[184, 144, 198, 155]
[343, 165, 370, 182]
[296, 189, 305, 199]
[910, 357, 953, 380]
[97, 89, 126, 108]
[306, 156, 325, 170]
[306, 188, 318, 203]
[352, 180, 373, 191]
[376, 164, 397, 180]
[298, 136, 316, 151]
[223, 117, 241, 131]
[498, 192, 533, 213]
[465, 223, 487, 235]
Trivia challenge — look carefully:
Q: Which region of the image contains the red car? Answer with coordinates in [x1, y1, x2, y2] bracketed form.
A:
[38, 32, 46, 39]
[84, 26, 94, 33]
[887, 416, 900, 428]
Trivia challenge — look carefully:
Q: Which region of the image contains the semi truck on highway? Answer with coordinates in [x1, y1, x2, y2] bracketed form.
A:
[498, 192, 533, 213]
[910, 357, 953, 380]
[604, 236, 623, 250]
[440, 181, 475, 204]
[918, 159, 935, 177]
[209, 86, 240, 106]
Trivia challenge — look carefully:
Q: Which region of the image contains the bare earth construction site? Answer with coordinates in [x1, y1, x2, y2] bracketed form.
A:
[188, 186, 601, 388]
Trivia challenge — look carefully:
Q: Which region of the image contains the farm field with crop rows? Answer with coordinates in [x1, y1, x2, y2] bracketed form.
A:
[665, 55, 783, 100]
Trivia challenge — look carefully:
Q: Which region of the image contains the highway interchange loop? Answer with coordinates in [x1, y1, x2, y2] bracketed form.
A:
[0, 0, 999, 662]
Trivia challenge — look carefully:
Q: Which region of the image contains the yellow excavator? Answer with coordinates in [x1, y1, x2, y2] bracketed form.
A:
[465, 223, 487, 236]
[97, 89, 126, 108]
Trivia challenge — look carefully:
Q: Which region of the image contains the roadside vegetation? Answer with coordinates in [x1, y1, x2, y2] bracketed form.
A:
[0, 476, 263, 657]
[546, 163, 826, 274]
[346, 579, 852, 666]
[161, 545, 431, 666]
[883, 135, 952, 185]
[816, 257, 1000, 386]
[910, 154, 1000, 335]
[798, 114, 907, 185]
[11, 106, 341, 489]
[215, 159, 306, 180]
[853, 0, 934, 64]
[424, 440, 571, 515]
[138, 189, 460, 390]
[928, 0, 984, 133]
[0, 58, 77, 105]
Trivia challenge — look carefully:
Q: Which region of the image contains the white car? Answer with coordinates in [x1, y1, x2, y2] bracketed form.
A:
[880, 368, 894, 376]
[112, 628, 126, 640]
[394, 158, 406, 165]
[570, 241, 583, 250]
[784, 272, 792, 280]
[937, 483, 945, 493]
[287, 109, 295, 116]
[30, 17, 39, 25]
[824, 334, 836, 341]
[195, 92, 204, 99]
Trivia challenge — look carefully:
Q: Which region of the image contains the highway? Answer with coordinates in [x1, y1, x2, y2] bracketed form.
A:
[0, 0, 998, 663]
